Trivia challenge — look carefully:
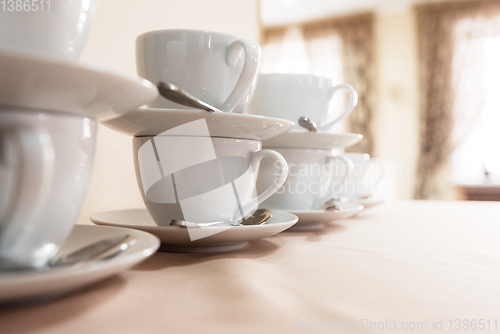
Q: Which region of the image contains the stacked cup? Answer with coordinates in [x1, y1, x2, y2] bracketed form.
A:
[249, 73, 375, 229]
[132, 30, 294, 238]
[0, 0, 98, 269]
[0, 0, 159, 270]
[136, 29, 260, 113]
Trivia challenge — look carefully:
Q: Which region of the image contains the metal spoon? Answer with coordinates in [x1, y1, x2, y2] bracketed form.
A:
[169, 220, 239, 228]
[240, 208, 273, 225]
[0, 234, 137, 272]
[325, 204, 341, 211]
[157, 81, 222, 112]
[298, 117, 318, 132]
[317, 199, 342, 211]
[49, 234, 137, 268]
[169, 208, 273, 228]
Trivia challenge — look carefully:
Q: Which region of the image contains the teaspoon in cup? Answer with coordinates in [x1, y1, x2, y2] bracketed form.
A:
[298, 117, 318, 132]
[157, 81, 222, 112]
[317, 198, 343, 211]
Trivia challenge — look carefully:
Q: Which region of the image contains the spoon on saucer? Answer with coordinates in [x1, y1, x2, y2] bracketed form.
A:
[240, 208, 273, 225]
[1, 234, 137, 272]
[49, 234, 137, 268]
[298, 117, 318, 132]
[169, 209, 273, 228]
[157, 81, 222, 113]
[317, 199, 342, 211]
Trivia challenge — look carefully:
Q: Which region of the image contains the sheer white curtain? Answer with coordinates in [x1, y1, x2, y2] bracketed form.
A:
[414, 1, 500, 199]
[451, 14, 500, 184]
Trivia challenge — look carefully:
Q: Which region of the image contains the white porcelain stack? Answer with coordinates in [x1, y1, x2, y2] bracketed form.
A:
[92, 29, 300, 253]
[248, 73, 376, 231]
[0, 0, 159, 292]
[0, 13, 386, 300]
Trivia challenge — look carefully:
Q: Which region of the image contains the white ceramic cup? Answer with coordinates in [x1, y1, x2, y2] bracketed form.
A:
[136, 29, 261, 113]
[256, 147, 353, 211]
[0, 108, 96, 270]
[0, 0, 96, 61]
[339, 153, 385, 199]
[133, 136, 287, 225]
[248, 73, 358, 131]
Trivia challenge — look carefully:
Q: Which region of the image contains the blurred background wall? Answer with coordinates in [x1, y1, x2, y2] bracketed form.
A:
[76, 0, 260, 224]
[373, 10, 420, 200]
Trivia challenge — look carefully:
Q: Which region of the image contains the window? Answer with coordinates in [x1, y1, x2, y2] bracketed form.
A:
[451, 15, 500, 185]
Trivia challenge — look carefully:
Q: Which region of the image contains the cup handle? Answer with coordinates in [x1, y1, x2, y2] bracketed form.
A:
[246, 149, 288, 210]
[0, 125, 55, 251]
[219, 39, 260, 113]
[329, 155, 354, 199]
[364, 159, 387, 195]
[319, 83, 358, 131]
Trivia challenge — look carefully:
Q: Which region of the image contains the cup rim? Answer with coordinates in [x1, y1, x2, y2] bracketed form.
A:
[264, 146, 336, 152]
[343, 152, 371, 160]
[136, 29, 252, 42]
[258, 73, 332, 84]
[133, 135, 261, 143]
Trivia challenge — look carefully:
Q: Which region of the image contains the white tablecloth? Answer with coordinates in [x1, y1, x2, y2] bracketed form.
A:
[1, 200, 500, 333]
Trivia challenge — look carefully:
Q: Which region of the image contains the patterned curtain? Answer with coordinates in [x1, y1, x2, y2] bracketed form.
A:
[414, 0, 500, 199]
[304, 14, 375, 154]
[262, 14, 376, 155]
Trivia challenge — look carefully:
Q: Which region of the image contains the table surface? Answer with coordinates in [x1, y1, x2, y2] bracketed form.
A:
[1, 200, 500, 334]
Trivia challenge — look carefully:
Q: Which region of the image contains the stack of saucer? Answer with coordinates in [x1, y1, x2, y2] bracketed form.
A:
[0, 0, 160, 302]
[248, 73, 370, 231]
[93, 30, 300, 252]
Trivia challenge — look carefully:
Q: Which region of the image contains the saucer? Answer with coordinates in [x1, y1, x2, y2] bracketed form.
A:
[101, 108, 295, 140]
[287, 202, 364, 231]
[352, 196, 387, 209]
[0, 225, 159, 303]
[0, 49, 157, 121]
[90, 209, 298, 253]
[262, 130, 363, 150]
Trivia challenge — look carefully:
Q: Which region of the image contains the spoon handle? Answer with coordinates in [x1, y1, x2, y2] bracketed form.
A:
[298, 117, 318, 132]
[50, 234, 137, 267]
[157, 82, 222, 112]
[169, 209, 272, 228]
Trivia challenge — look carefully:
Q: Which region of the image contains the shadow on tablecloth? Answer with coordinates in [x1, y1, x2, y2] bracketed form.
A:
[0, 275, 126, 333]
